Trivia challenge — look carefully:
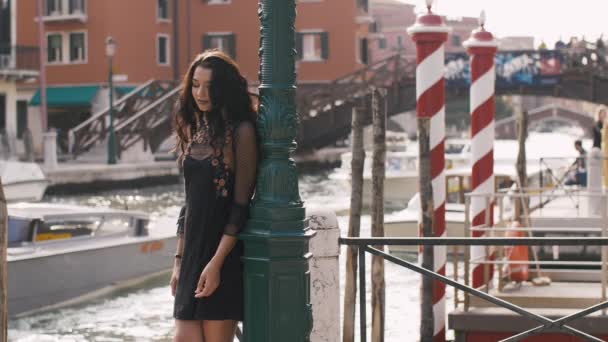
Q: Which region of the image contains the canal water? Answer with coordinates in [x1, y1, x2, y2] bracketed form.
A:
[8, 170, 458, 342]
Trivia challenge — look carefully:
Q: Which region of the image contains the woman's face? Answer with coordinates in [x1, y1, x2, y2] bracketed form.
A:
[191, 66, 212, 112]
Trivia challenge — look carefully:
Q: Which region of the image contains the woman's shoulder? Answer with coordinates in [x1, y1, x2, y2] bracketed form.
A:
[232, 120, 256, 140]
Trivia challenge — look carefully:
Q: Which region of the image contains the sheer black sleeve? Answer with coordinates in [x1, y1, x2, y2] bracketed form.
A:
[176, 205, 186, 236]
[224, 121, 257, 236]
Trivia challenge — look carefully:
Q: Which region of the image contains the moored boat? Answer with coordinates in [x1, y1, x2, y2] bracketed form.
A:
[7, 202, 177, 317]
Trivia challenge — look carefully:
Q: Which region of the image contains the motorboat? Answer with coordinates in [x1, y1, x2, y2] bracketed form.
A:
[7, 202, 177, 317]
[384, 164, 545, 256]
[331, 132, 588, 209]
[330, 137, 469, 208]
[0, 161, 48, 202]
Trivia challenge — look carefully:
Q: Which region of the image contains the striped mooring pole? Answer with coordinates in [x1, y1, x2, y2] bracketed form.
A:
[464, 11, 499, 290]
[407, 1, 450, 341]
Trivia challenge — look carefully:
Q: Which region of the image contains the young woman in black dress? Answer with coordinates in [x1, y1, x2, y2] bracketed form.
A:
[170, 50, 257, 342]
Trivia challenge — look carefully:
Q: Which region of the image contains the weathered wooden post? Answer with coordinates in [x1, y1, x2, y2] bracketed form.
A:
[464, 11, 498, 290]
[407, 1, 450, 340]
[343, 103, 366, 342]
[515, 110, 528, 221]
[0, 179, 7, 342]
[371, 88, 386, 342]
[240, 0, 314, 341]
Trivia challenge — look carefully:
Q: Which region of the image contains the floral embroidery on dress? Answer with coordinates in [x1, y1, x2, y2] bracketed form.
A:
[186, 117, 234, 198]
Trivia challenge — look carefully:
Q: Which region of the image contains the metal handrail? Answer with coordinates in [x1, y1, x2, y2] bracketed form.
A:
[340, 236, 608, 342]
[71, 79, 155, 132]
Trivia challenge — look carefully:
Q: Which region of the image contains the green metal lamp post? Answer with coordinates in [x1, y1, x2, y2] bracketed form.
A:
[105, 36, 117, 165]
[240, 0, 314, 341]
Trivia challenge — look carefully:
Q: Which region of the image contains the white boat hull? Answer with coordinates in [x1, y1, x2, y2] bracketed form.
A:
[3, 180, 48, 202]
[362, 174, 418, 207]
[8, 235, 177, 317]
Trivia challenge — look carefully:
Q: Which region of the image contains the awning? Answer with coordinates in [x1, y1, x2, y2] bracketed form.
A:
[29, 85, 99, 107]
[115, 86, 136, 97]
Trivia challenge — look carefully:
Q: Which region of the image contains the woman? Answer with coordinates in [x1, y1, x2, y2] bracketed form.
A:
[170, 50, 257, 342]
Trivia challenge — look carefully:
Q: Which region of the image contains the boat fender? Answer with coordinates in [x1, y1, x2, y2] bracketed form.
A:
[502, 220, 529, 283]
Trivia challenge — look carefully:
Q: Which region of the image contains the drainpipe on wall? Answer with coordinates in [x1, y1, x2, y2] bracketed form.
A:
[36, 0, 47, 133]
[172, 0, 179, 81]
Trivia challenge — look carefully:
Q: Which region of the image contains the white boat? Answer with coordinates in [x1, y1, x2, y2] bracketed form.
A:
[0, 161, 48, 202]
[7, 202, 177, 317]
[331, 132, 587, 208]
[384, 163, 547, 256]
[331, 137, 469, 208]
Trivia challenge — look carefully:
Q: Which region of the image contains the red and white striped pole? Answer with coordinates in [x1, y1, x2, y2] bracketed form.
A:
[407, 1, 449, 341]
[464, 11, 498, 290]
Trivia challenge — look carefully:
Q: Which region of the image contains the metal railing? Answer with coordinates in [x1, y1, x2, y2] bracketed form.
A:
[341, 236, 608, 342]
[341, 190, 608, 341]
[0, 44, 39, 71]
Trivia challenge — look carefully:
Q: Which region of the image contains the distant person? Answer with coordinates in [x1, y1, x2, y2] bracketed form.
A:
[593, 106, 606, 148]
[597, 34, 605, 51]
[170, 50, 258, 342]
[600, 106, 608, 186]
[565, 140, 587, 186]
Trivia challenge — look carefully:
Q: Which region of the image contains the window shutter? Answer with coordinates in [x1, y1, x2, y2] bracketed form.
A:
[202, 34, 211, 51]
[295, 32, 303, 61]
[228, 33, 236, 59]
[320, 32, 329, 60]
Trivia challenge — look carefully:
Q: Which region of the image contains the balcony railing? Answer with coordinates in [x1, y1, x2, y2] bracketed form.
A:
[41, 0, 87, 23]
[0, 45, 39, 72]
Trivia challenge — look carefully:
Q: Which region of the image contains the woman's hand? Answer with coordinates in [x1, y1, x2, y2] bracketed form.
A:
[194, 260, 222, 298]
[170, 263, 180, 297]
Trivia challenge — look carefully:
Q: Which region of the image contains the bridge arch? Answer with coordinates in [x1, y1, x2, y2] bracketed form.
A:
[494, 104, 595, 139]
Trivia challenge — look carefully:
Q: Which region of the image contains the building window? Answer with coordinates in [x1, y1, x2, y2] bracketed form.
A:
[378, 37, 387, 50]
[16, 100, 28, 140]
[203, 33, 236, 59]
[68, 0, 85, 14]
[69, 32, 86, 62]
[45, 0, 62, 16]
[451, 35, 461, 47]
[296, 32, 328, 61]
[359, 37, 368, 65]
[45, 0, 85, 16]
[157, 35, 170, 65]
[47, 34, 62, 63]
[157, 0, 169, 20]
[207, 0, 230, 4]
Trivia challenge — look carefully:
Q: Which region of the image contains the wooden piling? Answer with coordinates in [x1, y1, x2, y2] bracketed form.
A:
[342, 102, 366, 342]
[515, 110, 529, 220]
[0, 179, 8, 342]
[370, 88, 386, 342]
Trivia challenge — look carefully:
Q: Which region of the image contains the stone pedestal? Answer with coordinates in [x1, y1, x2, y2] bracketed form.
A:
[43, 131, 58, 170]
[307, 209, 340, 342]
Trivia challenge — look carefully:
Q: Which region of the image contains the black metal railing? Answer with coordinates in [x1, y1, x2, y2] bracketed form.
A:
[341, 190, 608, 341]
[0, 44, 39, 71]
[341, 236, 608, 342]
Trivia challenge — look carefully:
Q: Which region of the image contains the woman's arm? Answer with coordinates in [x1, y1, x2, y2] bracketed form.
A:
[195, 121, 257, 298]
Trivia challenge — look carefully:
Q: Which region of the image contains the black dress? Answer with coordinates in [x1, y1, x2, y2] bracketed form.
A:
[173, 120, 257, 321]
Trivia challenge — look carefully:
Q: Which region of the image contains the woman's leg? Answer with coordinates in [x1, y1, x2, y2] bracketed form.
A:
[202, 320, 238, 342]
[175, 319, 205, 342]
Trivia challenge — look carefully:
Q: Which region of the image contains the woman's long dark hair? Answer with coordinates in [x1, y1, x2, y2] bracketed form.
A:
[173, 50, 257, 162]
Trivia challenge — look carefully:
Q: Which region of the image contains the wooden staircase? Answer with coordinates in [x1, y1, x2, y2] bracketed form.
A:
[68, 80, 178, 160]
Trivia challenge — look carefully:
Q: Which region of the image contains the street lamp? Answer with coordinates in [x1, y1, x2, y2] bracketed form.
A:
[106, 36, 117, 164]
